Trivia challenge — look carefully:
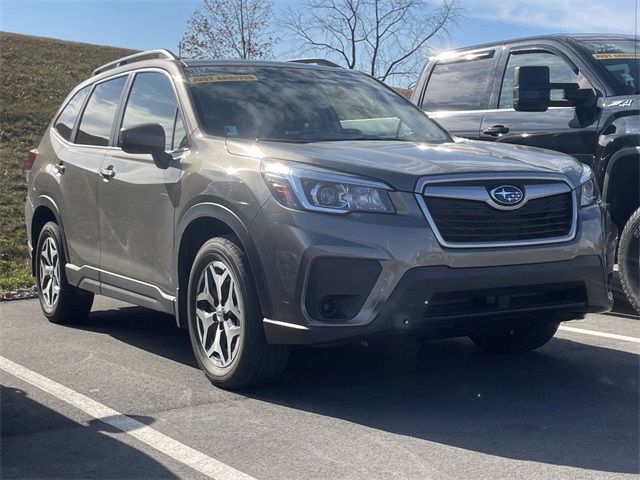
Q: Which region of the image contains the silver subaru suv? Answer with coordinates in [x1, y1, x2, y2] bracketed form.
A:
[25, 50, 617, 389]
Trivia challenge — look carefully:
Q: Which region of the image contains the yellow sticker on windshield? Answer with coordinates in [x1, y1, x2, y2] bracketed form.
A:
[189, 74, 258, 83]
[592, 53, 640, 60]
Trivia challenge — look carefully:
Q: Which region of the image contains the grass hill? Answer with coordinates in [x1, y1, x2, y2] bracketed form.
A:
[0, 32, 136, 291]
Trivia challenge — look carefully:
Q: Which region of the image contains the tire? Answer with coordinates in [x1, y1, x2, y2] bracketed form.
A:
[469, 322, 559, 353]
[618, 208, 640, 314]
[35, 222, 94, 324]
[186, 237, 289, 390]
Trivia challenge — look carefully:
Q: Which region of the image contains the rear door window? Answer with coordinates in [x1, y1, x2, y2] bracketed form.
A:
[422, 54, 496, 111]
[120, 72, 185, 151]
[54, 87, 90, 141]
[76, 76, 127, 147]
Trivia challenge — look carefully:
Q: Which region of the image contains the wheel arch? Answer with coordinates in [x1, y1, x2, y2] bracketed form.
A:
[30, 196, 68, 276]
[174, 202, 270, 329]
[602, 147, 640, 232]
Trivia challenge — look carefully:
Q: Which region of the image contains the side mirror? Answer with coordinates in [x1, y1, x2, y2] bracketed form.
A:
[513, 65, 597, 113]
[120, 123, 172, 169]
[513, 66, 552, 112]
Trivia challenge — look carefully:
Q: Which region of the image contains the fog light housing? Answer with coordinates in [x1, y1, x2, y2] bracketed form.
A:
[305, 257, 382, 322]
[319, 296, 339, 318]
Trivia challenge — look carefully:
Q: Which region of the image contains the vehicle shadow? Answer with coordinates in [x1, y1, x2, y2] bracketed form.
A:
[254, 338, 639, 475]
[75, 305, 198, 368]
[75, 304, 639, 475]
[1, 385, 177, 479]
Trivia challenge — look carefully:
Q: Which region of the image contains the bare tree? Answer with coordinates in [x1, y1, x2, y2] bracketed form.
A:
[281, 0, 459, 84]
[180, 0, 278, 60]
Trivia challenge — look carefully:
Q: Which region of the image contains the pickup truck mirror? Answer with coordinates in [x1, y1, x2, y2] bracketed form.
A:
[513, 66, 552, 112]
[120, 123, 172, 169]
[513, 65, 597, 112]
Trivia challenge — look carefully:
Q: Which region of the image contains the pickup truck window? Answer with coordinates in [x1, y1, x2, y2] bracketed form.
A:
[422, 57, 495, 111]
[499, 51, 578, 109]
[579, 39, 640, 95]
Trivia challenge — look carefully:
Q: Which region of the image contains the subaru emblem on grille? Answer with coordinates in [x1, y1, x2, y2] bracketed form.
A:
[489, 185, 524, 206]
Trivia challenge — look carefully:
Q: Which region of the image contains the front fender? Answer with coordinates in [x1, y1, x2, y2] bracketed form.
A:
[602, 146, 640, 202]
[175, 202, 272, 325]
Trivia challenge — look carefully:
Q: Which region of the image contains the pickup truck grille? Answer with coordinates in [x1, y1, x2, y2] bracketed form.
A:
[418, 178, 576, 247]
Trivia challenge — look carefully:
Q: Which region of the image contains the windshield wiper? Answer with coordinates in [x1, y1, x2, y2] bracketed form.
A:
[256, 136, 424, 143]
[311, 136, 430, 143]
[255, 137, 313, 143]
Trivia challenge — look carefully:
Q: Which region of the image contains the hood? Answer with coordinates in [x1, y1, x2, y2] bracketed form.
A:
[225, 138, 584, 192]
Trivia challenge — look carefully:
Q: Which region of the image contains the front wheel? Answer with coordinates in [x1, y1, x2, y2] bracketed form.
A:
[618, 208, 640, 314]
[470, 322, 559, 353]
[186, 237, 289, 390]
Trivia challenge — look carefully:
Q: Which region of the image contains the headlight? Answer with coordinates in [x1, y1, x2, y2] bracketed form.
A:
[578, 164, 600, 207]
[261, 159, 395, 214]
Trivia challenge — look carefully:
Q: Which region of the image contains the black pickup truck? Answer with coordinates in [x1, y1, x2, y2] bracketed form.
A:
[412, 34, 639, 313]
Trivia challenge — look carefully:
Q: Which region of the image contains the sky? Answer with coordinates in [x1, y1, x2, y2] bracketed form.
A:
[0, 0, 637, 63]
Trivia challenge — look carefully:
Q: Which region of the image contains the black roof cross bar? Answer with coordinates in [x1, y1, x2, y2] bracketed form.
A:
[287, 58, 343, 68]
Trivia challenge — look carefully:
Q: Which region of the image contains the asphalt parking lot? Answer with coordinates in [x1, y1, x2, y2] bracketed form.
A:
[1, 294, 639, 480]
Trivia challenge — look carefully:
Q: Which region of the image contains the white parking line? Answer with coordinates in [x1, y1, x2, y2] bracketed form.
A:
[0, 355, 256, 480]
[558, 326, 640, 344]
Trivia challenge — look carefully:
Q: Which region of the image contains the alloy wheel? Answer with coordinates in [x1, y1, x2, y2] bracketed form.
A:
[39, 237, 61, 309]
[195, 260, 243, 368]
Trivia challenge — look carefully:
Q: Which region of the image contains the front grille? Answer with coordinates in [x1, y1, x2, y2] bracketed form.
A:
[424, 191, 574, 244]
[424, 282, 587, 319]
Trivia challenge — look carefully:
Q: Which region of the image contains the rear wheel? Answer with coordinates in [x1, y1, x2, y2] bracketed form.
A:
[470, 322, 559, 353]
[618, 208, 640, 314]
[186, 237, 289, 389]
[35, 222, 94, 324]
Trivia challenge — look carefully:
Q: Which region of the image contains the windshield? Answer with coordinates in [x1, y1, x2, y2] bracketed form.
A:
[580, 39, 640, 94]
[186, 66, 450, 143]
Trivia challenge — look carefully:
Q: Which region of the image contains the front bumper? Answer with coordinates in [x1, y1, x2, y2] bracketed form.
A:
[250, 192, 616, 346]
[264, 256, 611, 344]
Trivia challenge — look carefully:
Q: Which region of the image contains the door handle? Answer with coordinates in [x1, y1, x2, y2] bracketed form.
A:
[54, 161, 65, 174]
[483, 125, 510, 136]
[100, 165, 116, 179]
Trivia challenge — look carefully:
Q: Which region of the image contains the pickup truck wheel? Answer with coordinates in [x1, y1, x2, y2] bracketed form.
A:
[186, 237, 289, 390]
[618, 208, 640, 314]
[469, 322, 559, 353]
[35, 222, 94, 324]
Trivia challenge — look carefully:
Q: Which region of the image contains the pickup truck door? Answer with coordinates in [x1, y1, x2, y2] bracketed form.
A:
[417, 49, 500, 139]
[479, 46, 601, 167]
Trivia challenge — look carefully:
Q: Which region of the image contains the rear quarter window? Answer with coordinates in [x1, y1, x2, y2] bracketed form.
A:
[54, 87, 89, 141]
[422, 55, 496, 111]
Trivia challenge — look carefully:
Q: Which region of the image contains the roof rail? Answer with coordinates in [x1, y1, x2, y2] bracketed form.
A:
[287, 58, 343, 68]
[92, 49, 180, 76]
